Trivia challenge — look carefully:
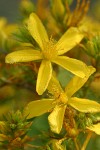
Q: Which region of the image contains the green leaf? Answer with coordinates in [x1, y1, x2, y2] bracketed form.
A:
[24, 99, 55, 119]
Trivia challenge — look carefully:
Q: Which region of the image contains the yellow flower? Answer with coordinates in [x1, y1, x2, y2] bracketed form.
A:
[5, 13, 89, 95]
[24, 66, 100, 134]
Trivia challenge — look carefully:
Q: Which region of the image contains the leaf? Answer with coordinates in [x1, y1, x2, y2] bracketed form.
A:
[53, 56, 89, 78]
[87, 123, 100, 135]
[24, 99, 55, 119]
[28, 13, 49, 50]
[65, 66, 96, 97]
[48, 105, 66, 134]
[68, 97, 100, 113]
[36, 60, 52, 95]
[56, 27, 84, 55]
[5, 49, 43, 63]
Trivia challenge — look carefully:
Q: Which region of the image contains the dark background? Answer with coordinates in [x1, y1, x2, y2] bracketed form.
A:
[0, 0, 98, 23]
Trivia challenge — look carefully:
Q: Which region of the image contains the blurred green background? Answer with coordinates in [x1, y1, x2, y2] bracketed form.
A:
[0, 0, 99, 22]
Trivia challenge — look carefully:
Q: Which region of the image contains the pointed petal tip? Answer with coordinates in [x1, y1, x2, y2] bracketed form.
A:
[28, 13, 49, 50]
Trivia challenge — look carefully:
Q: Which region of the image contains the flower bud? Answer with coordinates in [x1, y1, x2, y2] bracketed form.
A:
[51, 0, 65, 20]
[20, 0, 35, 17]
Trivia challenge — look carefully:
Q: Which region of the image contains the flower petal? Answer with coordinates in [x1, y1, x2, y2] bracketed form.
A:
[87, 123, 100, 135]
[36, 60, 52, 95]
[5, 49, 42, 63]
[68, 97, 100, 113]
[47, 75, 63, 97]
[28, 13, 49, 50]
[24, 99, 55, 119]
[48, 105, 66, 134]
[56, 27, 84, 55]
[53, 56, 88, 78]
[65, 66, 96, 97]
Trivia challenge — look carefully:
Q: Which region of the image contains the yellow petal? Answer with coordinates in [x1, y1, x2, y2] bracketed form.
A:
[87, 123, 100, 135]
[65, 66, 96, 97]
[47, 75, 63, 97]
[56, 27, 84, 55]
[48, 105, 66, 134]
[5, 49, 43, 63]
[24, 99, 55, 119]
[53, 56, 88, 78]
[36, 60, 52, 95]
[68, 97, 100, 113]
[28, 13, 49, 50]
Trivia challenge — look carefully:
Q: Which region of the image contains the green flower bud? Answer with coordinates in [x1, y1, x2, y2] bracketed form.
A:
[10, 124, 17, 130]
[20, 0, 35, 17]
[51, 0, 65, 20]
[86, 118, 93, 127]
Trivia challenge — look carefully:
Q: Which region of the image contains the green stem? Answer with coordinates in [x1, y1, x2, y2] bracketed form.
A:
[74, 138, 80, 150]
[81, 132, 92, 150]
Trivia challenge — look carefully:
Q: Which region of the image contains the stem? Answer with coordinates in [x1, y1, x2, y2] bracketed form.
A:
[74, 138, 80, 150]
[81, 132, 92, 150]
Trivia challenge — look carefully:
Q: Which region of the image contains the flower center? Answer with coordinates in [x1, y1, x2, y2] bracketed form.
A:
[42, 38, 58, 60]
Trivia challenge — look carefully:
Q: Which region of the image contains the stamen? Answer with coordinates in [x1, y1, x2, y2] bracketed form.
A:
[42, 38, 58, 60]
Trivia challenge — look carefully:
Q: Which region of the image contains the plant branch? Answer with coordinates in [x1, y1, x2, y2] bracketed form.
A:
[81, 132, 92, 150]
